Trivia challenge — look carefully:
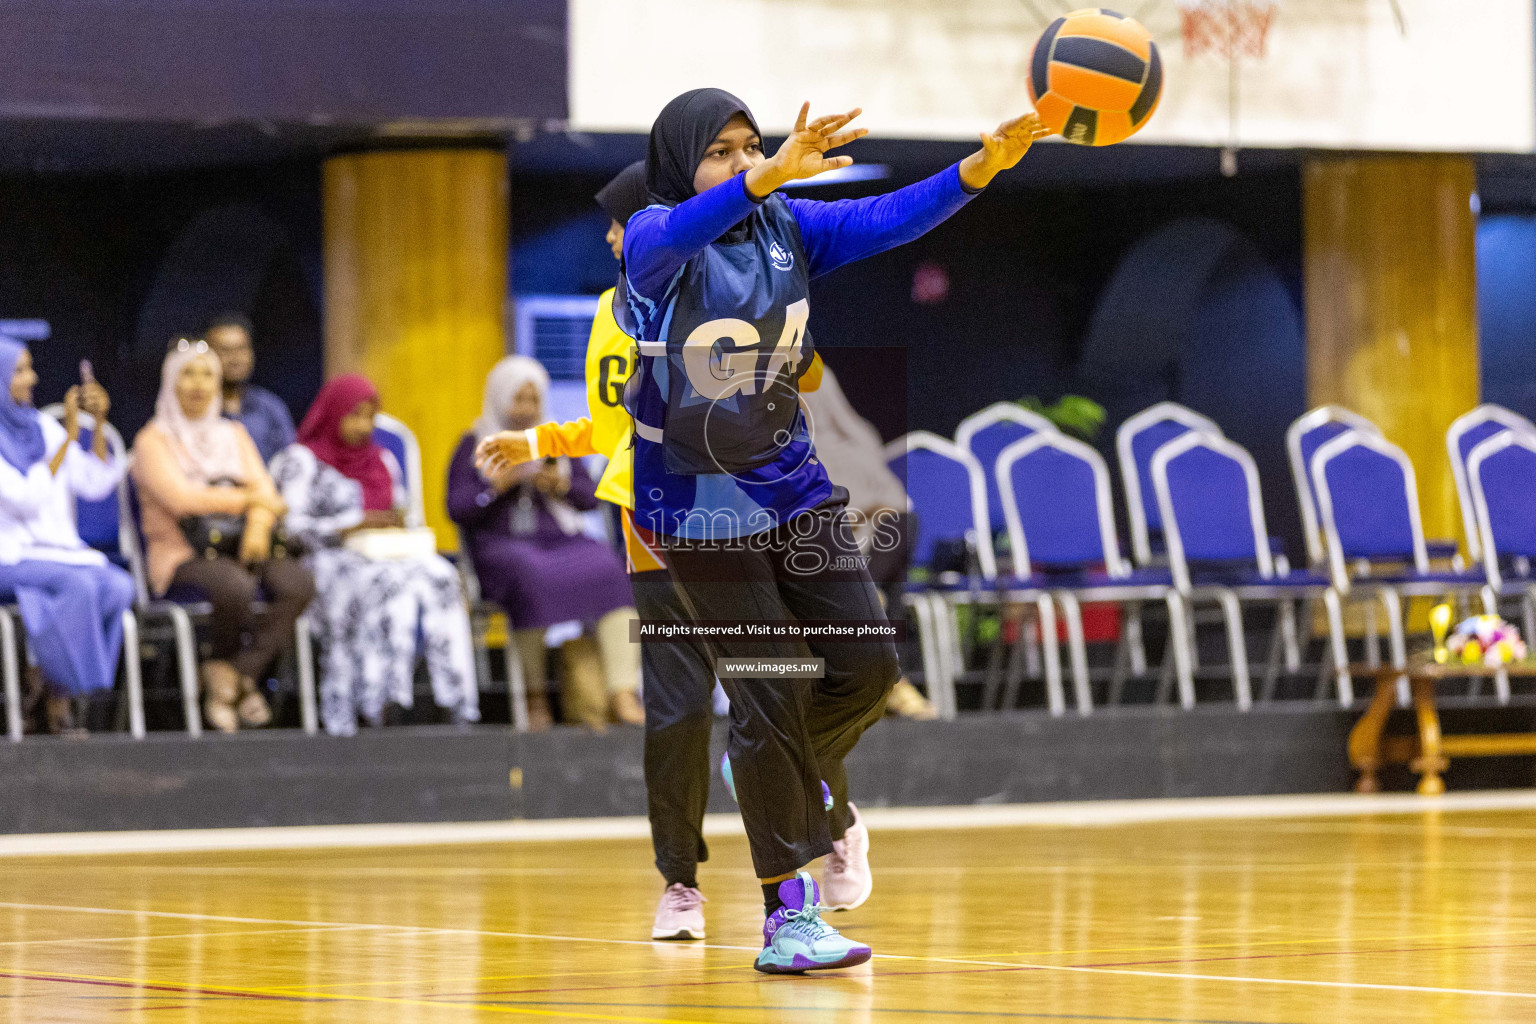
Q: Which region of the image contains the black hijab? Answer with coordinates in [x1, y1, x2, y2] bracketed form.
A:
[595, 161, 650, 227]
[646, 88, 763, 243]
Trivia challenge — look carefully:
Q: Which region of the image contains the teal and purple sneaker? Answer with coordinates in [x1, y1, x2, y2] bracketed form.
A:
[754, 872, 872, 975]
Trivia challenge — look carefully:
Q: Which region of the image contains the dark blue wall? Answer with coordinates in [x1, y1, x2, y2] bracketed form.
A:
[1478, 214, 1536, 420]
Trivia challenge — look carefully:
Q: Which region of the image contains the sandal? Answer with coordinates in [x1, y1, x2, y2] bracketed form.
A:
[200, 660, 241, 733]
[235, 675, 272, 728]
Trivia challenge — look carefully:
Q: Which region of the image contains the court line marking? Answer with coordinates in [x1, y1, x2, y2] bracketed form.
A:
[0, 925, 369, 948]
[0, 967, 731, 1023]
[477, 1001, 1306, 1024]
[5, 899, 1535, 1004]
[4, 789, 1536, 857]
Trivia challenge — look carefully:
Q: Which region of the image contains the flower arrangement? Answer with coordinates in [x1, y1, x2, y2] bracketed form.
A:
[1432, 605, 1528, 667]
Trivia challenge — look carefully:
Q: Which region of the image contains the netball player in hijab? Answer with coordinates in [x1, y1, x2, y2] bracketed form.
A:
[481, 89, 1047, 974]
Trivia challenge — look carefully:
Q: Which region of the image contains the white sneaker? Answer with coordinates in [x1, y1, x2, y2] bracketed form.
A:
[651, 883, 706, 940]
[822, 802, 873, 910]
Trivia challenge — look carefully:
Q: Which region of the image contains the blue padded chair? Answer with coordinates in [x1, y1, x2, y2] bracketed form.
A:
[31, 410, 147, 738]
[997, 431, 1185, 715]
[1115, 402, 1223, 567]
[1152, 432, 1338, 709]
[885, 431, 1020, 718]
[371, 412, 427, 529]
[954, 403, 1057, 538]
[1286, 406, 1379, 568]
[1468, 429, 1536, 686]
[1312, 429, 1488, 703]
[1448, 404, 1536, 563]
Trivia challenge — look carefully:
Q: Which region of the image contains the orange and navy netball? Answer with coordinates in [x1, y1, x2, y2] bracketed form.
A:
[1028, 9, 1163, 146]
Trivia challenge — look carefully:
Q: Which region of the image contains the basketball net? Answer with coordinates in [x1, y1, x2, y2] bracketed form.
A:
[1177, 0, 1278, 60]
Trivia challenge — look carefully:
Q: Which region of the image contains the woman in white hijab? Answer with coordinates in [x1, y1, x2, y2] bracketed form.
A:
[132, 339, 315, 732]
[447, 355, 641, 731]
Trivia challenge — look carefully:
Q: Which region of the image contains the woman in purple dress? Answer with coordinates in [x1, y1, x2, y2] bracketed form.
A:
[447, 356, 642, 729]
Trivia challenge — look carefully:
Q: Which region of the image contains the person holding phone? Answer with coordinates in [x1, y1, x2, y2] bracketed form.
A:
[0, 336, 135, 734]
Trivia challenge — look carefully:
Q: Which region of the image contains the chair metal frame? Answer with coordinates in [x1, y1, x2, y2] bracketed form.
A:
[1312, 429, 1490, 705]
[1286, 405, 1380, 567]
[885, 431, 1021, 718]
[1467, 429, 1536, 673]
[1115, 402, 1224, 567]
[1153, 431, 1337, 710]
[997, 430, 1185, 715]
[454, 527, 530, 732]
[1448, 404, 1536, 563]
[954, 403, 1058, 534]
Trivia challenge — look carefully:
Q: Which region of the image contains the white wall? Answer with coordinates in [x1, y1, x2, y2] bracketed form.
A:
[571, 0, 1535, 153]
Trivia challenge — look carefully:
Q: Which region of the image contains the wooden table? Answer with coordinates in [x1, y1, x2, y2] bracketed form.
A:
[1349, 658, 1536, 795]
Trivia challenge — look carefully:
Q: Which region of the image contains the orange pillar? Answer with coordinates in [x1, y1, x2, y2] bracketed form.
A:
[323, 147, 509, 549]
[1302, 155, 1480, 546]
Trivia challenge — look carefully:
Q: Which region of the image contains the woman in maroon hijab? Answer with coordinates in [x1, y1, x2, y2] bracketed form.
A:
[271, 375, 479, 735]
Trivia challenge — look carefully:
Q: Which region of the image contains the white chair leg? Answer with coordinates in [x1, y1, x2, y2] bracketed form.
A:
[122, 610, 145, 739]
[909, 595, 941, 718]
[1055, 592, 1092, 716]
[506, 620, 530, 733]
[1, 611, 20, 742]
[166, 605, 202, 738]
[1280, 599, 1301, 673]
[1362, 600, 1381, 670]
[1481, 588, 1511, 704]
[1323, 588, 1353, 707]
[1378, 589, 1409, 707]
[1125, 602, 1148, 676]
[1214, 589, 1252, 711]
[1035, 595, 1065, 717]
[296, 615, 319, 735]
[1164, 593, 1196, 710]
[932, 595, 962, 720]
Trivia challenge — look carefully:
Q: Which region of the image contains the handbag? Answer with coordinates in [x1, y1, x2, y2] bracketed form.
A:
[179, 511, 246, 559]
[177, 477, 304, 560]
[178, 477, 246, 558]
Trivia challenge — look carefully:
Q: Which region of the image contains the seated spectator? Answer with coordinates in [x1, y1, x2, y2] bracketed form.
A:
[448, 356, 643, 730]
[132, 339, 315, 733]
[801, 363, 935, 719]
[271, 375, 479, 735]
[205, 312, 295, 464]
[0, 336, 134, 736]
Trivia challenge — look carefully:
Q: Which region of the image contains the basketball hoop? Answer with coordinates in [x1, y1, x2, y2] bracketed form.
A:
[1177, 0, 1278, 60]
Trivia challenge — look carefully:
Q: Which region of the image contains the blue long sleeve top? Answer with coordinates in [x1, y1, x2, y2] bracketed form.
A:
[620, 162, 982, 538]
[624, 162, 981, 318]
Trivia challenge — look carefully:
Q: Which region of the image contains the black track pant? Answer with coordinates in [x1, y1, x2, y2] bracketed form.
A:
[663, 507, 898, 879]
[631, 569, 716, 887]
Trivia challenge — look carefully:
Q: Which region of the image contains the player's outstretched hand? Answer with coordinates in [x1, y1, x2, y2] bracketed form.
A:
[475, 430, 534, 479]
[959, 112, 1051, 191]
[745, 103, 868, 197]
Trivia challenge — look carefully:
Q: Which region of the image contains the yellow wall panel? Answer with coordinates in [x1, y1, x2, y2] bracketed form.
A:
[323, 148, 508, 549]
[1302, 155, 1480, 548]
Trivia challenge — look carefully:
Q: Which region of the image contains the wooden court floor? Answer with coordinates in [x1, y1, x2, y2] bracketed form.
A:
[3, 805, 1536, 1023]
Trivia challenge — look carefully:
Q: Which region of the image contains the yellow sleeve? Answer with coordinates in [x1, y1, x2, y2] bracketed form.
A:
[533, 419, 599, 460]
[801, 353, 824, 393]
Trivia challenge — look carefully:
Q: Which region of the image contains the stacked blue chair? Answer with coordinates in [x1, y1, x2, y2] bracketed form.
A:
[887, 431, 1052, 718]
[996, 431, 1185, 714]
[954, 403, 1058, 539]
[1448, 404, 1536, 564]
[1467, 429, 1536, 679]
[1113, 402, 1223, 683]
[1151, 432, 1336, 709]
[1311, 430, 1488, 703]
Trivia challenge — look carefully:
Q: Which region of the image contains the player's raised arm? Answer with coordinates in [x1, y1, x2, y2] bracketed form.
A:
[958, 112, 1052, 191]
